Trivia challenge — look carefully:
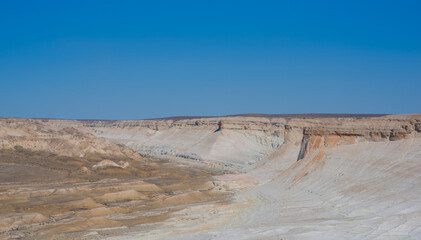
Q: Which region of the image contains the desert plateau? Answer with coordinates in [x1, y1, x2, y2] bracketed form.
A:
[2, 1, 421, 239]
[0, 114, 420, 239]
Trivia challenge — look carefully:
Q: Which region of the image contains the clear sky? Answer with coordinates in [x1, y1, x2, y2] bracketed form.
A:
[1, 0, 420, 119]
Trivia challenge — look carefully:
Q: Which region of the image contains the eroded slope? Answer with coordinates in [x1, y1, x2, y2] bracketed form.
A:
[1, 114, 421, 239]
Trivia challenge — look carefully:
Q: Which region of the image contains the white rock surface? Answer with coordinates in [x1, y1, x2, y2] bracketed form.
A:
[107, 133, 421, 240]
[160, 138, 421, 240]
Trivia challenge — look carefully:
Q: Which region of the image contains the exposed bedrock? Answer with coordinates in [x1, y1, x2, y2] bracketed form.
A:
[73, 114, 421, 172]
[1, 114, 421, 239]
[2, 115, 420, 173]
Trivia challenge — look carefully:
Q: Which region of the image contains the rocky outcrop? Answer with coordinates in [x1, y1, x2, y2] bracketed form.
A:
[294, 115, 421, 161]
[75, 114, 421, 170]
[0, 118, 144, 172]
[1, 114, 421, 239]
[1, 114, 420, 172]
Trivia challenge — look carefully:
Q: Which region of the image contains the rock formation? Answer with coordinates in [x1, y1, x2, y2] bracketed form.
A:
[0, 114, 421, 239]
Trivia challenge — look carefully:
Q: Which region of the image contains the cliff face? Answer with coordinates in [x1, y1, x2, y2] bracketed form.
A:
[77, 117, 286, 172]
[2, 114, 420, 173]
[73, 114, 421, 172]
[1, 114, 421, 239]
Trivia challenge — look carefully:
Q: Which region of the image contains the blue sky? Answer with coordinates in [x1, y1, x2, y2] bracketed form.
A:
[1, 0, 420, 119]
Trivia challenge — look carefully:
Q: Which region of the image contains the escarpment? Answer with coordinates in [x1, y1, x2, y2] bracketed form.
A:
[295, 116, 421, 161]
[70, 114, 421, 172]
[1, 114, 421, 239]
[2, 114, 420, 173]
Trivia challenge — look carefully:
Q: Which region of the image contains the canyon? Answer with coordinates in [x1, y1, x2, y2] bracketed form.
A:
[1, 114, 421, 239]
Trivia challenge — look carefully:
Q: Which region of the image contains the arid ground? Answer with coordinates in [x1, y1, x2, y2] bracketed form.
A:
[1, 114, 421, 239]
